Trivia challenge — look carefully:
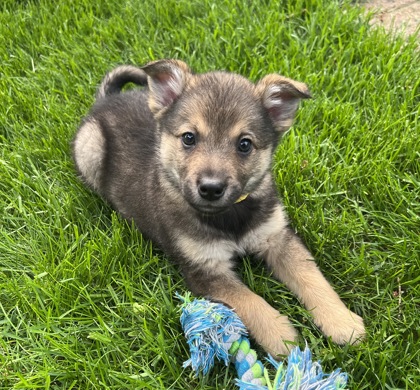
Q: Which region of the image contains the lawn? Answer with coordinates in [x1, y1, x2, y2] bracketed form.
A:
[0, 0, 419, 389]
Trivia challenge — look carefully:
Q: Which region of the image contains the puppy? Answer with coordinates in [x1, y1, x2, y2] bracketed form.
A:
[72, 60, 365, 356]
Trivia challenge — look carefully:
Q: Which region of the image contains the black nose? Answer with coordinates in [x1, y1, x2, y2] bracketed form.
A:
[198, 178, 226, 201]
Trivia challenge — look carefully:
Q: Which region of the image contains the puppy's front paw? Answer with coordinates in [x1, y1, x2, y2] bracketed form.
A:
[249, 310, 299, 357]
[216, 289, 299, 357]
[315, 308, 366, 345]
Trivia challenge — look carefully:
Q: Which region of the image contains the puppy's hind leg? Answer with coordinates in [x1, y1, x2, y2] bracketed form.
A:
[72, 119, 106, 191]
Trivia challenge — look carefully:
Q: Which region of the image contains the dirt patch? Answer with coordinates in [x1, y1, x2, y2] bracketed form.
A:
[363, 0, 420, 38]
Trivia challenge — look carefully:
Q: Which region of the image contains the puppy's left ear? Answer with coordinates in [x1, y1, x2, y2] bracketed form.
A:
[142, 59, 191, 116]
[255, 74, 311, 133]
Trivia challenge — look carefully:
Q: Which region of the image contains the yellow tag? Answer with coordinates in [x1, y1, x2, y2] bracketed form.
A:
[234, 193, 249, 204]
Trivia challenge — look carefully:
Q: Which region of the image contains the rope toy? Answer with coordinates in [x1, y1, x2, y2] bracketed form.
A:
[178, 294, 348, 389]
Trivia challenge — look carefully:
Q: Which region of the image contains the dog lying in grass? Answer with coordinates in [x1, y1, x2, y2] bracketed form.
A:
[72, 60, 365, 356]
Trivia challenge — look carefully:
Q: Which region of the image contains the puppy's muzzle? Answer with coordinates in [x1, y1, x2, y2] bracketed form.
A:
[197, 177, 227, 201]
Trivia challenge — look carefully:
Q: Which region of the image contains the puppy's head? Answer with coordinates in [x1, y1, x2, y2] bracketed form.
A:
[142, 60, 310, 214]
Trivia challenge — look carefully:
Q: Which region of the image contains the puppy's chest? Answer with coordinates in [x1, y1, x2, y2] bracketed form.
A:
[196, 197, 272, 237]
[173, 204, 288, 267]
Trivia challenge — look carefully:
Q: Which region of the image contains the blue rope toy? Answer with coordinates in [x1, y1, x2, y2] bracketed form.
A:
[178, 294, 348, 389]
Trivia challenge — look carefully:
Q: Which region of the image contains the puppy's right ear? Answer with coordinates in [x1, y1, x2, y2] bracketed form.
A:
[141, 59, 191, 116]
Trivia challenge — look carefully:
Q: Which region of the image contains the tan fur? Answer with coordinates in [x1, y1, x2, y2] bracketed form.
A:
[241, 148, 273, 195]
[175, 234, 244, 270]
[249, 204, 366, 345]
[266, 242, 365, 345]
[143, 59, 191, 116]
[213, 282, 298, 356]
[176, 113, 212, 137]
[241, 205, 289, 252]
[256, 74, 310, 97]
[226, 119, 255, 140]
[255, 74, 311, 132]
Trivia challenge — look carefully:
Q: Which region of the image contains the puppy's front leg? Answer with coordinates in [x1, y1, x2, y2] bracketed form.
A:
[175, 237, 297, 357]
[252, 205, 366, 345]
[184, 266, 298, 357]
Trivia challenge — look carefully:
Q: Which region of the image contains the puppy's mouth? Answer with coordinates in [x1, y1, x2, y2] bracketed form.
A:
[188, 202, 230, 215]
[187, 194, 249, 216]
[182, 179, 246, 215]
[195, 207, 229, 217]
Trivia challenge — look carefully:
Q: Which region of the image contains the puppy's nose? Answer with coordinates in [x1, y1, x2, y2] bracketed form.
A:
[198, 178, 226, 201]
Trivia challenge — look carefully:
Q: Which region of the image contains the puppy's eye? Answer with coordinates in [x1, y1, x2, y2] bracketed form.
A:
[181, 132, 196, 147]
[237, 138, 253, 154]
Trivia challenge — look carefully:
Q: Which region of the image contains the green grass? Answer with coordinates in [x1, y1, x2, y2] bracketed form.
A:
[0, 0, 419, 388]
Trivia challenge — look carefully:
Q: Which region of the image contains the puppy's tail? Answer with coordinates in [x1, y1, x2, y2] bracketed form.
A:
[96, 65, 148, 99]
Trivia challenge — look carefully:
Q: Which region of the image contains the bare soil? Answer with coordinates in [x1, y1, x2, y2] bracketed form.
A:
[363, 0, 420, 38]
